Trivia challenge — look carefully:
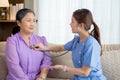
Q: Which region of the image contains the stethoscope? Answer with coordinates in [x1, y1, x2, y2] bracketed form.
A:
[30, 34, 77, 58]
[44, 34, 77, 58]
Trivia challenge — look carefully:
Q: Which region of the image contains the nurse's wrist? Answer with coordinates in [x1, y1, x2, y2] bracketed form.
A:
[63, 66, 67, 72]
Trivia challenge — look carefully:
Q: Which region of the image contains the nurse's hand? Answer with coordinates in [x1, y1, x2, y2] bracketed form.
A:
[49, 65, 67, 72]
[33, 43, 46, 51]
[49, 65, 64, 70]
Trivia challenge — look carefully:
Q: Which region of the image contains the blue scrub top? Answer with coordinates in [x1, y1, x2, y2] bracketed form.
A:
[64, 35, 106, 80]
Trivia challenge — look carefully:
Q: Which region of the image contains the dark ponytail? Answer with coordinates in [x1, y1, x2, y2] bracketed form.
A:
[91, 22, 102, 55]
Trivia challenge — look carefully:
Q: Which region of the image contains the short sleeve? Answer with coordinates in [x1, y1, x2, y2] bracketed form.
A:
[82, 38, 101, 68]
[40, 36, 48, 46]
[64, 40, 73, 51]
[64, 36, 79, 51]
[40, 36, 52, 69]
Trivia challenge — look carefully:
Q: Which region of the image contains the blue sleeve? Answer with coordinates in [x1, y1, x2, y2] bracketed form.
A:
[82, 39, 101, 68]
[64, 40, 74, 51]
[64, 36, 79, 51]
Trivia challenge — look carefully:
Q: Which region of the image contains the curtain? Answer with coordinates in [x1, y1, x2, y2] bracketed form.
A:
[93, 0, 120, 44]
[34, 0, 120, 44]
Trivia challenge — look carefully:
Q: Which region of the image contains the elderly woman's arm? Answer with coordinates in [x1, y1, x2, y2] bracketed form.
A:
[6, 38, 28, 80]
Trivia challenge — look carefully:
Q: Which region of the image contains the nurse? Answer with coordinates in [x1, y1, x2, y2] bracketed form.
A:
[34, 9, 106, 80]
[6, 8, 52, 80]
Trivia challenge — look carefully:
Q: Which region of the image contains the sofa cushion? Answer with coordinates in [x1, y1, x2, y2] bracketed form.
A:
[47, 51, 73, 79]
[0, 42, 7, 80]
[101, 50, 120, 80]
[0, 53, 7, 80]
[47, 78, 71, 80]
[0, 42, 6, 53]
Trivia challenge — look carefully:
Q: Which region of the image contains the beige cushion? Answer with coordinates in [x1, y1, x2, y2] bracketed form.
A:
[0, 42, 6, 53]
[0, 42, 7, 80]
[48, 51, 73, 79]
[47, 78, 71, 80]
[101, 50, 120, 80]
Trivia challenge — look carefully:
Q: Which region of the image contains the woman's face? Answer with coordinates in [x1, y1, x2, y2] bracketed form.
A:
[70, 16, 79, 33]
[18, 13, 36, 34]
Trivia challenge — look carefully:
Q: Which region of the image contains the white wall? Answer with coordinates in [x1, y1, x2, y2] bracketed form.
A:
[93, 0, 120, 44]
[25, 0, 120, 44]
[24, 0, 33, 10]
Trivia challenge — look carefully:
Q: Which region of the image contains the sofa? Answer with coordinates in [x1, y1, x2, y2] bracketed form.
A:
[0, 41, 120, 80]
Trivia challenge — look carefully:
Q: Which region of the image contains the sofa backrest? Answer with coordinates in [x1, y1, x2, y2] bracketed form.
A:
[101, 50, 120, 80]
[47, 51, 73, 79]
[0, 42, 7, 80]
[0, 42, 6, 53]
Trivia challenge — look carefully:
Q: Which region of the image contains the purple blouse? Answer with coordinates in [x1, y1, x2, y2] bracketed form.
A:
[6, 33, 52, 80]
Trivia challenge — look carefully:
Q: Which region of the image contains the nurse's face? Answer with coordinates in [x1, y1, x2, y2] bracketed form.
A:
[70, 16, 79, 33]
[18, 13, 36, 34]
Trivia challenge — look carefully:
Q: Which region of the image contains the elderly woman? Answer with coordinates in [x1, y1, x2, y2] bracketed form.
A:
[6, 8, 52, 80]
